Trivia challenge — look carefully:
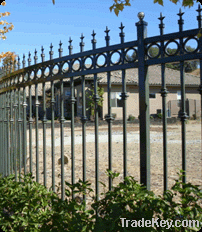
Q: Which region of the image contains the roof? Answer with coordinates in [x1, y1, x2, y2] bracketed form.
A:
[26, 64, 200, 96]
[97, 65, 200, 86]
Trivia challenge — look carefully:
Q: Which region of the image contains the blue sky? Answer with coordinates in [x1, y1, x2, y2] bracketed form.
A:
[0, 0, 201, 67]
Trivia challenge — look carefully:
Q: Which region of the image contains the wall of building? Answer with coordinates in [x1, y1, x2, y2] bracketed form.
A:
[101, 84, 201, 120]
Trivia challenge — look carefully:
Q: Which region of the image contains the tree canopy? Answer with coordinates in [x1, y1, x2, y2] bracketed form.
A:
[0, 1, 15, 64]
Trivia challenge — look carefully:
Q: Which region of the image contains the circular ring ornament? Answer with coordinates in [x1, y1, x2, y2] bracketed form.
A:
[72, 59, 81, 72]
[96, 53, 107, 68]
[164, 40, 179, 56]
[44, 66, 50, 77]
[110, 50, 122, 65]
[19, 75, 23, 83]
[183, 37, 199, 54]
[37, 69, 42, 78]
[30, 71, 35, 80]
[24, 73, 28, 82]
[52, 64, 59, 75]
[146, 43, 161, 59]
[125, 48, 137, 62]
[62, 62, 69, 73]
[15, 76, 18, 84]
[11, 78, 14, 85]
[84, 56, 93, 70]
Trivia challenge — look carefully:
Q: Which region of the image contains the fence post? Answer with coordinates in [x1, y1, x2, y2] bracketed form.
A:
[136, 12, 150, 190]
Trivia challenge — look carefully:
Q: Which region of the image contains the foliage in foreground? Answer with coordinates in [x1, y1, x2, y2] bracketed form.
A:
[0, 170, 201, 231]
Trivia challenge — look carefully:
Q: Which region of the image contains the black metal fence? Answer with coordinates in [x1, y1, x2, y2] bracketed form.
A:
[0, 6, 202, 202]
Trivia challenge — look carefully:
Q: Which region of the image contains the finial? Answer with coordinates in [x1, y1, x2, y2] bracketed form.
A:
[104, 26, 110, 35]
[59, 40, 62, 48]
[158, 12, 165, 22]
[69, 37, 72, 44]
[119, 22, 124, 31]
[138, 12, 145, 21]
[92, 30, 96, 38]
[41, 46, 44, 53]
[80, 33, 84, 41]
[50, 43, 53, 50]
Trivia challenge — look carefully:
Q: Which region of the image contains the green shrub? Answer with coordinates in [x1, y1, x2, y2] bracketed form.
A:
[192, 114, 196, 120]
[92, 170, 202, 231]
[157, 113, 162, 119]
[150, 115, 153, 119]
[0, 170, 201, 231]
[128, 114, 135, 121]
[112, 113, 117, 119]
[0, 173, 54, 231]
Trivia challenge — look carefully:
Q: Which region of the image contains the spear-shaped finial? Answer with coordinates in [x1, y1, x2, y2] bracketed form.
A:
[105, 26, 110, 47]
[119, 22, 125, 44]
[18, 56, 20, 70]
[80, 33, 85, 52]
[49, 43, 54, 60]
[34, 49, 38, 64]
[158, 12, 165, 35]
[22, 53, 26, 68]
[196, 4, 202, 29]
[58, 40, 63, 58]
[177, 8, 184, 32]
[28, 51, 31, 66]
[68, 37, 73, 55]
[41, 46, 45, 62]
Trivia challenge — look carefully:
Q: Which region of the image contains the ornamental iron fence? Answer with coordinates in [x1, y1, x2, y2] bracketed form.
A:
[0, 6, 202, 202]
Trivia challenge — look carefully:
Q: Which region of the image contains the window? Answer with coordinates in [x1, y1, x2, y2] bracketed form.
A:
[111, 92, 122, 107]
[65, 89, 71, 97]
[149, 93, 156, 98]
[177, 91, 181, 107]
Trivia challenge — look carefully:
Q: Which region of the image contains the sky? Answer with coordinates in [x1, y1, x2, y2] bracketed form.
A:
[0, 0, 201, 68]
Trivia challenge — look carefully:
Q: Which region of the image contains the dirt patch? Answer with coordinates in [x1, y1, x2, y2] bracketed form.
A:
[19, 120, 202, 209]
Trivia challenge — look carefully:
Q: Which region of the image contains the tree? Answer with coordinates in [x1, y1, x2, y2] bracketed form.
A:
[86, 85, 104, 118]
[109, 0, 200, 16]
[0, 1, 15, 65]
[2, 51, 17, 73]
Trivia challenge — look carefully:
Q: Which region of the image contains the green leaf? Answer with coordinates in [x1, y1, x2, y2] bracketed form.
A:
[117, 3, 124, 11]
[153, 0, 164, 5]
[109, 6, 114, 12]
[114, 8, 119, 16]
